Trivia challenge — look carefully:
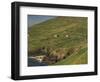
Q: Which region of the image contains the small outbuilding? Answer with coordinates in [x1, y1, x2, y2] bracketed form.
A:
[65, 35, 69, 38]
[54, 34, 59, 38]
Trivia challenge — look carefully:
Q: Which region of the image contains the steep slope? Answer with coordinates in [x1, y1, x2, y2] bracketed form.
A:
[28, 16, 88, 65]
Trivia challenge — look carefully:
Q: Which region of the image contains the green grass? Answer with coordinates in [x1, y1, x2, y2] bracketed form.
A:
[28, 16, 88, 65]
[53, 47, 88, 65]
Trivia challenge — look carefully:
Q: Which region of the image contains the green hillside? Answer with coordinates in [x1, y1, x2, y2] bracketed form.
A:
[28, 16, 88, 65]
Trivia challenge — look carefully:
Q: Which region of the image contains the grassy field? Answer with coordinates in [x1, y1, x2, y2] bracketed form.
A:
[28, 16, 88, 66]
